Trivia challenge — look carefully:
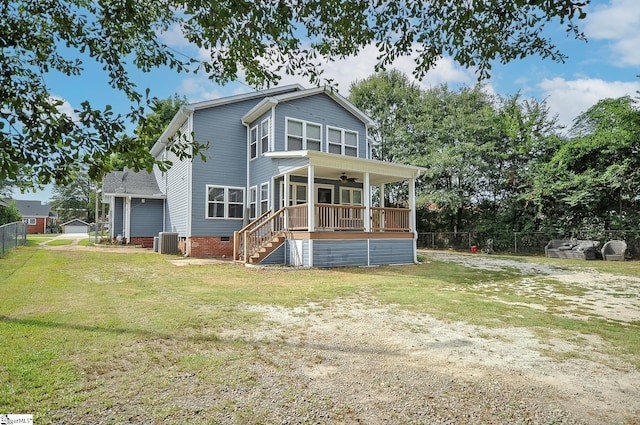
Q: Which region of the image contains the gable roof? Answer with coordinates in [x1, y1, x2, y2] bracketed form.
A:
[242, 87, 375, 127]
[61, 218, 90, 226]
[14, 200, 52, 217]
[102, 168, 164, 198]
[151, 84, 305, 157]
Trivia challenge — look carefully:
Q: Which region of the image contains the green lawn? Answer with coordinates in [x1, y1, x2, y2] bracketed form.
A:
[1, 246, 638, 423]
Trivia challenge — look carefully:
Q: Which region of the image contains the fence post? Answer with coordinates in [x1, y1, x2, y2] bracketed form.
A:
[514, 232, 518, 254]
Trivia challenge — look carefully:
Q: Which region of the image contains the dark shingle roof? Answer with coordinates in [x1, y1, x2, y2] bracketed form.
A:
[102, 168, 164, 197]
[14, 200, 53, 217]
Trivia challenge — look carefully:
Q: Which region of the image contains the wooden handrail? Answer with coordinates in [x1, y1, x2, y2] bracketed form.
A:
[235, 207, 287, 262]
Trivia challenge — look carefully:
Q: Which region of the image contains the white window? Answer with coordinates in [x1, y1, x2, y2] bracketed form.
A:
[328, 127, 358, 157]
[340, 188, 362, 205]
[260, 182, 269, 214]
[249, 186, 257, 220]
[280, 182, 307, 207]
[249, 126, 258, 160]
[23, 218, 36, 225]
[206, 186, 245, 219]
[260, 118, 270, 155]
[286, 118, 322, 151]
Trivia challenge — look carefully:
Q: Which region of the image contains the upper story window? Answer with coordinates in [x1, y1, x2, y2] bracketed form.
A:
[206, 185, 244, 219]
[249, 126, 258, 160]
[286, 118, 321, 152]
[328, 127, 358, 157]
[260, 118, 270, 155]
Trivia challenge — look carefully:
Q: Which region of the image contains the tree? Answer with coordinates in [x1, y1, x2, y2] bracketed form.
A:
[532, 96, 640, 235]
[2, 1, 589, 189]
[0, 200, 22, 226]
[50, 172, 94, 223]
[110, 94, 187, 170]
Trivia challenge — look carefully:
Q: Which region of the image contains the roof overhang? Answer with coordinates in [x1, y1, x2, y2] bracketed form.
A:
[102, 192, 166, 200]
[265, 151, 425, 186]
[242, 87, 376, 128]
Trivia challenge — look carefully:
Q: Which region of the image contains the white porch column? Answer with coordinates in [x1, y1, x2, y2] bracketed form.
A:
[124, 196, 131, 245]
[283, 173, 290, 229]
[379, 184, 385, 208]
[364, 172, 371, 232]
[307, 164, 315, 267]
[409, 177, 417, 263]
[307, 164, 315, 231]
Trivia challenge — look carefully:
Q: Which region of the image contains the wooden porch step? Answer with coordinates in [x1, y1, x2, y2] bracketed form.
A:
[249, 235, 286, 264]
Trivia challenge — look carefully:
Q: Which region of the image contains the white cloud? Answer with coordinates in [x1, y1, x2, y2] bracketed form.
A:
[51, 96, 79, 122]
[260, 43, 474, 95]
[158, 23, 191, 48]
[538, 77, 640, 129]
[584, 0, 640, 66]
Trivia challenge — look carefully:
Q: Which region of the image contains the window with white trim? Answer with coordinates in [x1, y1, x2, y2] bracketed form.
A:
[260, 118, 270, 155]
[249, 126, 258, 160]
[23, 218, 36, 225]
[260, 182, 269, 214]
[328, 127, 358, 157]
[340, 187, 362, 205]
[206, 185, 245, 219]
[286, 118, 321, 151]
[249, 186, 257, 220]
[280, 182, 307, 207]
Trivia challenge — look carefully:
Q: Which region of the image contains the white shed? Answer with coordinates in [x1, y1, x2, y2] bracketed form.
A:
[61, 219, 90, 234]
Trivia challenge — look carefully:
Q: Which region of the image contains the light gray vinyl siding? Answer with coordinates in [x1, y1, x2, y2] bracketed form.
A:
[369, 239, 414, 265]
[273, 94, 367, 157]
[113, 197, 124, 238]
[190, 99, 262, 236]
[313, 240, 368, 268]
[164, 147, 190, 235]
[130, 198, 164, 237]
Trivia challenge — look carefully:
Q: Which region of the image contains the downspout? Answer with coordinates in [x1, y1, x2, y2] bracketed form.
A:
[243, 121, 250, 225]
[186, 113, 194, 256]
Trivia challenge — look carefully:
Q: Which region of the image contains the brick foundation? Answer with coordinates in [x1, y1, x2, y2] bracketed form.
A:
[130, 237, 154, 248]
[189, 236, 234, 258]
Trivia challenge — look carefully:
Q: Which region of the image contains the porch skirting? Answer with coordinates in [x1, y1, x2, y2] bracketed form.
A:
[260, 232, 416, 268]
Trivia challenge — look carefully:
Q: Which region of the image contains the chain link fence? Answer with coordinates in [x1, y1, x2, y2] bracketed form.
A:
[0, 221, 27, 258]
[418, 230, 640, 259]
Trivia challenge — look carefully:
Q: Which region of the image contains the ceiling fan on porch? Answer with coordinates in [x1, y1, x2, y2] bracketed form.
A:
[339, 172, 357, 184]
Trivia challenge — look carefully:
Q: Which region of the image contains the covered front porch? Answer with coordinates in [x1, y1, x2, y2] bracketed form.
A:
[236, 150, 424, 267]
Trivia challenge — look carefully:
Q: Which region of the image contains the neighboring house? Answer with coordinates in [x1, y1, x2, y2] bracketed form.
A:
[61, 219, 90, 234]
[103, 85, 424, 267]
[14, 200, 57, 234]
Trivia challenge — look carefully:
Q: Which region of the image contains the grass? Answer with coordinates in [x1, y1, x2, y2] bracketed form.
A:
[1, 246, 638, 423]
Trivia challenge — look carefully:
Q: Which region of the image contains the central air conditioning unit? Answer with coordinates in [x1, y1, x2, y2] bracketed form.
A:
[158, 232, 179, 254]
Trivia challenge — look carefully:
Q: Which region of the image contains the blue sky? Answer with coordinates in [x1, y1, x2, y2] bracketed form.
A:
[14, 0, 640, 203]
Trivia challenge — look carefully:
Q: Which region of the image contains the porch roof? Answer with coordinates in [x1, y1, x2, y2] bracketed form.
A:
[264, 150, 425, 185]
[102, 168, 165, 199]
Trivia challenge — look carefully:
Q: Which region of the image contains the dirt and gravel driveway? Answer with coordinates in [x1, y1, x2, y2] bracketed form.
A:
[216, 251, 640, 424]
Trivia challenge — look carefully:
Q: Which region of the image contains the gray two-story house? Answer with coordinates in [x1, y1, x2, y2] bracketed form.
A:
[103, 85, 424, 267]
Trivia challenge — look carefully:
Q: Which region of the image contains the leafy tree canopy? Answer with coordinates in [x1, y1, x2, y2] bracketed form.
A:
[50, 171, 94, 223]
[1, 0, 588, 189]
